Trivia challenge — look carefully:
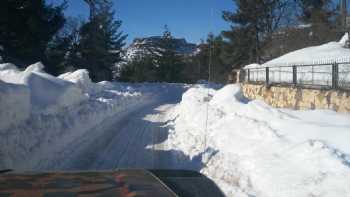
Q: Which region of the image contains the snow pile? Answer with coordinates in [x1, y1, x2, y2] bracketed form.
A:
[0, 80, 30, 130]
[25, 70, 86, 115]
[0, 62, 159, 169]
[165, 84, 350, 197]
[0, 63, 18, 71]
[0, 62, 87, 117]
[58, 69, 101, 94]
[339, 33, 349, 47]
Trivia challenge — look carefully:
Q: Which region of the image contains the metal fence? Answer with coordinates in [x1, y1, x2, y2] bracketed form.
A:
[244, 62, 350, 90]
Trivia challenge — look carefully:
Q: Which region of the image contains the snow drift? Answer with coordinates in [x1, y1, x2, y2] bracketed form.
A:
[58, 69, 101, 94]
[0, 62, 156, 169]
[165, 84, 350, 197]
[0, 80, 30, 130]
[0, 62, 87, 117]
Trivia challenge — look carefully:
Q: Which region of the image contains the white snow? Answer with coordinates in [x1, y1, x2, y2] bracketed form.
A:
[246, 34, 350, 69]
[0, 60, 349, 197]
[0, 62, 87, 117]
[244, 35, 350, 87]
[0, 62, 189, 172]
[58, 69, 100, 94]
[339, 33, 349, 46]
[0, 80, 30, 130]
[164, 84, 350, 197]
[0, 62, 147, 168]
[0, 63, 18, 71]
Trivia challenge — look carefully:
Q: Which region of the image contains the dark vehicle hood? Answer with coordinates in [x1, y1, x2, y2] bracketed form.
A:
[0, 169, 225, 197]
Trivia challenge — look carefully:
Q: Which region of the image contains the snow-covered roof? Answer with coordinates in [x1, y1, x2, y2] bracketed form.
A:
[245, 34, 350, 69]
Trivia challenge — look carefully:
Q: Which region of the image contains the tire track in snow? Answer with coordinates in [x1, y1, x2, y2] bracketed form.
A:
[36, 98, 180, 171]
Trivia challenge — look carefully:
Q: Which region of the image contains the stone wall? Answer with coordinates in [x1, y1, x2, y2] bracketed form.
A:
[242, 83, 350, 113]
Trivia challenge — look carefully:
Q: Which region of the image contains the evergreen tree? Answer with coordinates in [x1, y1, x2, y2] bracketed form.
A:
[78, 0, 127, 82]
[187, 39, 209, 81]
[298, 0, 334, 22]
[46, 17, 83, 75]
[154, 25, 185, 82]
[208, 34, 229, 83]
[119, 56, 157, 82]
[0, 0, 66, 72]
[222, 0, 289, 64]
[296, 0, 339, 44]
[190, 34, 229, 83]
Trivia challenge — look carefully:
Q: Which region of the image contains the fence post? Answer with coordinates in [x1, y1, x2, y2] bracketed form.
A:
[332, 63, 339, 89]
[293, 66, 297, 86]
[247, 69, 250, 82]
[266, 67, 269, 86]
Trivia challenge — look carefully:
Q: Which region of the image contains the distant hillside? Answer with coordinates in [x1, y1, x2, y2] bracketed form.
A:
[122, 36, 198, 62]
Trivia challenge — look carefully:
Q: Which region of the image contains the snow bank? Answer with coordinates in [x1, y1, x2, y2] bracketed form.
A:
[25, 62, 45, 73]
[24, 71, 86, 114]
[0, 63, 18, 71]
[0, 80, 30, 130]
[210, 84, 247, 110]
[0, 62, 87, 117]
[0, 63, 180, 170]
[166, 84, 350, 197]
[58, 69, 101, 94]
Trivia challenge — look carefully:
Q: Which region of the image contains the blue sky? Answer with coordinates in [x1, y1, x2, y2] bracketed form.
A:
[48, 0, 235, 44]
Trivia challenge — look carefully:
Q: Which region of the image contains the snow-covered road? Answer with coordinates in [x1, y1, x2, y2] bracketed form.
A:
[35, 86, 187, 171]
[1, 60, 350, 196]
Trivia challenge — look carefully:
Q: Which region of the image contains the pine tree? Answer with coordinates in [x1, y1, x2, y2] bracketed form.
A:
[222, 0, 288, 64]
[154, 25, 185, 82]
[0, 0, 65, 71]
[78, 0, 127, 82]
[296, 0, 339, 44]
[119, 56, 157, 82]
[46, 17, 83, 75]
[298, 0, 333, 22]
[190, 34, 229, 83]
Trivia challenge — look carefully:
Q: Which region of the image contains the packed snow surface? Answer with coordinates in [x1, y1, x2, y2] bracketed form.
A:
[1, 62, 350, 197]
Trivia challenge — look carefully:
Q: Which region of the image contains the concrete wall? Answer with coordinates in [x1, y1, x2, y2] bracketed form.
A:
[242, 83, 350, 113]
